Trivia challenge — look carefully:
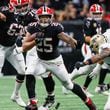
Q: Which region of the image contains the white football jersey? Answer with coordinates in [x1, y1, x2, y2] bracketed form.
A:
[99, 29, 110, 65]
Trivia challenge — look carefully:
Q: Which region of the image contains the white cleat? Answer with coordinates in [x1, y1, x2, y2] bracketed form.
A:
[95, 86, 110, 96]
[104, 95, 110, 110]
[10, 92, 26, 107]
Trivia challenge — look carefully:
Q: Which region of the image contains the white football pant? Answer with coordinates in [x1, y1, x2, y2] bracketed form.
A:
[0, 44, 25, 75]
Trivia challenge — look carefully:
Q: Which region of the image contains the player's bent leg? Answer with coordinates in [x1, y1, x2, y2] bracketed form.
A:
[10, 74, 26, 107]
[62, 80, 96, 110]
[71, 83, 96, 110]
[62, 65, 95, 95]
[50, 62, 96, 109]
[70, 65, 95, 80]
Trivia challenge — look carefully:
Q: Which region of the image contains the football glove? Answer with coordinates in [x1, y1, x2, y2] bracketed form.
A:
[89, 63, 101, 78]
[75, 61, 85, 69]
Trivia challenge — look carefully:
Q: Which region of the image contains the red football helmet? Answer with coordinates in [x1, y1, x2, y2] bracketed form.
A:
[89, 4, 104, 20]
[36, 6, 54, 27]
[10, 0, 29, 15]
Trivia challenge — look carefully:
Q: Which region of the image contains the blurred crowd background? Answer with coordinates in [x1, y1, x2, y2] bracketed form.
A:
[29, 0, 110, 24]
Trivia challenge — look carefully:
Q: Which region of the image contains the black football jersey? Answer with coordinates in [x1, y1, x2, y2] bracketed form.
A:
[0, 7, 37, 46]
[83, 18, 101, 37]
[27, 22, 64, 60]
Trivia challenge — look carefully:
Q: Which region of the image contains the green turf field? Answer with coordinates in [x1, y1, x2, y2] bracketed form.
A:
[0, 75, 110, 110]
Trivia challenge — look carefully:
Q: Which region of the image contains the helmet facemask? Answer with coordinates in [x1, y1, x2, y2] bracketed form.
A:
[38, 14, 53, 27]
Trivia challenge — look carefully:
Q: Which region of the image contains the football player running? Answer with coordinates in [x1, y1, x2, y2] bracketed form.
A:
[9, 0, 56, 108]
[75, 29, 110, 110]
[22, 6, 97, 110]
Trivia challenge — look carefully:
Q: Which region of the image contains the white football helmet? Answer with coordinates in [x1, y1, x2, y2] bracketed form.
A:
[90, 34, 107, 53]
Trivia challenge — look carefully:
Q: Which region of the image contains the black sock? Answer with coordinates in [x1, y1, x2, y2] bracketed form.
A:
[83, 74, 93, 89]
[98, 68, 108, 85]
[72, 83, 87, 101]
[26, 75, 36, 99]
[42, 75, 55, 94]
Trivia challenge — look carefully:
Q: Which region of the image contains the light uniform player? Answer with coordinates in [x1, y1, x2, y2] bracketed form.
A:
[75, 29, 110, 110]
[23, 6, 97, 110]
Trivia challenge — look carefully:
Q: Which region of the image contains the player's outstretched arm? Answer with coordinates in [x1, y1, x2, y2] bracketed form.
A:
[84, 48, 110, 65]
[75, 48, 110, 69]
[58, 32, 77, 48]
[22, 32, 36, 52]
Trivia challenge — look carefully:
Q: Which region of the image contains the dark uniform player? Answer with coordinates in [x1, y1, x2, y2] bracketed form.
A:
[10, 0, 56, 108]
[23, 6, 96, 110]
[0, 0, 26, 106]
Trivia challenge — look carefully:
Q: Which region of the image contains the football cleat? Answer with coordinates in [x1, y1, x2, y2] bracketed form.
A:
[10, 92, 26, 107]
[86, 98, 97, 110]
[43, 95, 55, 109]
[95, 85, 110, 96]
[25, 104, 38, 110]
[25, 100, 38, 110]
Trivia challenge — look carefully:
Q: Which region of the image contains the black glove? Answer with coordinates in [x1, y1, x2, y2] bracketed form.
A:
[75, 61, 85, 69]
